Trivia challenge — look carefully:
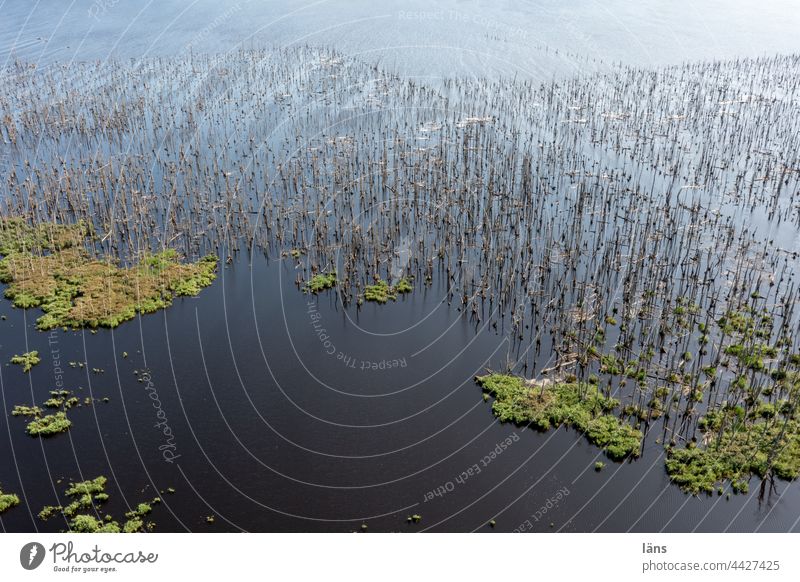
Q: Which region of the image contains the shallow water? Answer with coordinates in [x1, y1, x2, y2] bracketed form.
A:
[3, 0, 800, 78]
[1, 0, 800, 533]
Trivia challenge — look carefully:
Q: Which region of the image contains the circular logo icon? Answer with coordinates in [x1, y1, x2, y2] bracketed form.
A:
[20, 542, 46, 570]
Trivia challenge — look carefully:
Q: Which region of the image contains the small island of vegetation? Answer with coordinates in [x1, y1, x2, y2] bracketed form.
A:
[0, 218, 218, 329]
[39, 476, 159, 533]
[476, 373, 642, 460]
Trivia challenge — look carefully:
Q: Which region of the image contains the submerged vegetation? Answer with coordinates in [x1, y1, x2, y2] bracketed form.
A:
[662, 309, 800, 494]
[39, 476, 158, 533]
[0, 45, 799, 513]
[477, 374, 642, 460]
[0, 219, 217, 329]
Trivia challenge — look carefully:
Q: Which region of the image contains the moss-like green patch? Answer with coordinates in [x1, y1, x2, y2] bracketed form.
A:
[718, 306, 772, 339]
[26, 411, 72, 436]
[395, 277, 413, 294]
[364, 280, 395, 303]
[0, 218, 90, 256]
[600, 353, 623, 375]
[363, 278, 413, 303]
[0, 218, 217, 329]
[476, 374, 642, 460]
[724, 342, 778, 372]
[10, 351, 40, 372]
[44, 389, 79, 409]
[39, 476, 157, 533]
[12, 404, 42, 417]
[11, 389, 97, 437]
[0, 489, 20, 514]
[304, 271, 337, 293]
[665, 407, 800, 495]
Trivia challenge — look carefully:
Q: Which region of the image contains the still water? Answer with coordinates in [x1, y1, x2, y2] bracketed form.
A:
[1, 0, 800, 532]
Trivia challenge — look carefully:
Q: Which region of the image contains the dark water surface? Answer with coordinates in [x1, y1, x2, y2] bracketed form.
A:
[2, 251, 799, 532]
[1, 0, 800, 532]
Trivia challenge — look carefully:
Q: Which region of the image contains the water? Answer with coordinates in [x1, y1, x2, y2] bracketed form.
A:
[4, 251, 799, 532]
[1, 0, 800, 533]
[3, 0, 800, 77]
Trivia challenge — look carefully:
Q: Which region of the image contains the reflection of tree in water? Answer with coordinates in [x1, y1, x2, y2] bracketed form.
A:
[1, 48, 800, 496]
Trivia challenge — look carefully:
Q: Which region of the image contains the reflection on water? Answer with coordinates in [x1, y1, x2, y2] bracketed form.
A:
[1, 1, 800, 532]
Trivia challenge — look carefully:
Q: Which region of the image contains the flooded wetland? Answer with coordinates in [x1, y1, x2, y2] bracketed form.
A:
[1, 0, 800, 532]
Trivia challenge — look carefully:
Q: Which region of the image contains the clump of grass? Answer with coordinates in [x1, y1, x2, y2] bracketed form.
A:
[364, 279, 395, 303]
[12, 404, 42, 416]
[0, 489, 20, 514]
[39, 475, 155, 533]
[0, 220, 217, 329]
[476, 374, 641, 460]
[585, 416, 642, 460]
[70, 514, 122, 533]
[13, 389, 86, 437]
[395, 278, 413, 294]
[10, 351, 40, 372]
[362, 277, 414, 303]
[26, 411, 72, 437]
[44, 390, 79, 409]
[304, 271, 336, 293]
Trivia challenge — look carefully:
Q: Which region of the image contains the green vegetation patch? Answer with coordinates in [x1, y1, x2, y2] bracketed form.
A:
[39, 476, 157, 533]
[26, 411, 72, 436]
[600, 353, 623, 375]
[364, 280, 396, 303]
[476, 374, 642, 460]
[394, 278, 413, 294]
[0, 218, 89, 255]
[666, 408, 800, 495]
[0, 218, 217, 329]
[11, 351, 40, 372]
[12, 404, 42, 417]
[12, 389, 97, 437]
[718, 306, 773, 339]
[724, 342, 778, 372]
[0, 489, 20, 514]
[304, 271, 337, 293]
[363, 278, 413, 303]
